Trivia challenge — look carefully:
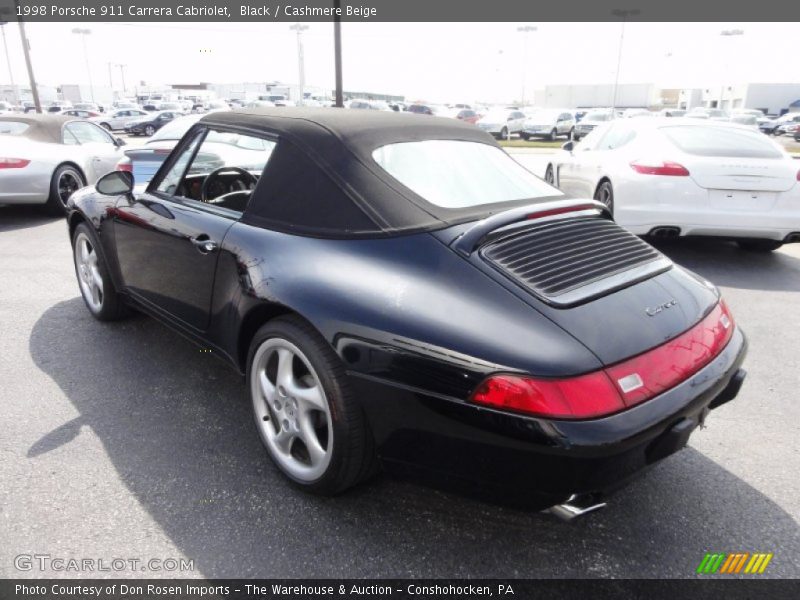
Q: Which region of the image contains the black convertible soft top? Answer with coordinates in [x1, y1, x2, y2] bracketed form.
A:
[197, 108, 560, 238]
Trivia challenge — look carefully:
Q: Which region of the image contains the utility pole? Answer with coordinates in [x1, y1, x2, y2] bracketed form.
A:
[610, 9, 640, 112]
[72, 27, 95, 104]
[16, 4, 41, 112]
[333, 0, 343, 107]
[117, 63, 127, 94]
[289, 23, 308, 106]
[0, 21, 20, 106]
[517, 25, 537, 107]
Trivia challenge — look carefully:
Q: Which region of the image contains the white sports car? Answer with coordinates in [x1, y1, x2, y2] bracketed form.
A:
[544, 117, 800, 251]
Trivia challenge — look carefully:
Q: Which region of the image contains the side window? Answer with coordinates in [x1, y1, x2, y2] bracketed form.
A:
[595, 124, 636, 151]
[155, 131, 204, 196]
[65, 122, 114, 144]
[160, 128, 277, 216]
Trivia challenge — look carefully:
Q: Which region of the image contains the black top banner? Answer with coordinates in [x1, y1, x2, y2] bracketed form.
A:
[0, 0, 799, 22]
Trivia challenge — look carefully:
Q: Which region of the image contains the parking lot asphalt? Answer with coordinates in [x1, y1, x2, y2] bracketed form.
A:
[1, 200, 799, 579]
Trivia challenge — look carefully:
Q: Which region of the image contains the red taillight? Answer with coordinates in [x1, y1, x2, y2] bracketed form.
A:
[0, 157, 30, 169]
[796, 169, 800, 182]
[471, 300, 735, 419]
[630, 159, 690, 176]
[471, 371, 625, 419]
[116, 158, 132, 173]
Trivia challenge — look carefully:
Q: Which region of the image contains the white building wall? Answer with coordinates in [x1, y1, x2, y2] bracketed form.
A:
[540, 84, 657, 108]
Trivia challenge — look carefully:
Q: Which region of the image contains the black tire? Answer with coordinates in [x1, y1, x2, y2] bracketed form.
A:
[594, 180, 614, 215]
[71, 222, 130, 321]
[568, 126, 575, 140]
[520, 133, 530, 141]
[500, 127, 508, 140]
[99, 122, 111, 131]
[737, 239, 783, 252]
[144, 125, 155, 136]
[247, 315, 378, 495]
[573, 134, 582, 142]
[548, 128, 557, 141]
[545, 164, 555, 186]
[46, 164, 85, 216]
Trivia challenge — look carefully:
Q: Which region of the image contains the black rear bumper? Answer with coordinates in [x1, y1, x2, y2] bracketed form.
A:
[356, 327, 748, 503]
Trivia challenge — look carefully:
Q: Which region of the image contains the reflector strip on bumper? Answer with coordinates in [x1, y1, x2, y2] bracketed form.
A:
[606, 301, 735, 407]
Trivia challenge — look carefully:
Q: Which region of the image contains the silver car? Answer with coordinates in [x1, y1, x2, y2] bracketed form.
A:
[475, 108, 527, 139]
[521, 109, 575, 141]
[0, 114, 125, 214]
[90, 108, 149, 131]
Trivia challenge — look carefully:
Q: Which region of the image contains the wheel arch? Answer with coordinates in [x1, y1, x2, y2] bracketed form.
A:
[594, 176, 612, 197]
[67, 210, 88, 240]
[54, 161, 88, 187]
[236, 301, 300, 373]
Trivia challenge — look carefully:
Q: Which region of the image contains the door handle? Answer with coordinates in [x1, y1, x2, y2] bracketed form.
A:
[190, 235, 218, 254]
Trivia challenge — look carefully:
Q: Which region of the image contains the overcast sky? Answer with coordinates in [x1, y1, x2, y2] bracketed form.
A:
[1, 22, 799, 102]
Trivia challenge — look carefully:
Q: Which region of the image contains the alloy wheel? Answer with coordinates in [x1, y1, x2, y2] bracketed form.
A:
[74, 232, 104, 313]
[58, 171, 82, 206]
[595, 182, 614, 211]
[251, 338, 333, 482]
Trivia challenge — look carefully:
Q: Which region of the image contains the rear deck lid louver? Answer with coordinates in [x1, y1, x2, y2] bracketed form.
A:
[481, 216, 671, 307]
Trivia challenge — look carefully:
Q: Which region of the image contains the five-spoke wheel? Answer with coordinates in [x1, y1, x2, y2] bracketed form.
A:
[247, 316, 377, 494]
[251, 338, 333, 482]
[74, 231, 104, 314]
[71, 223, 128, 321]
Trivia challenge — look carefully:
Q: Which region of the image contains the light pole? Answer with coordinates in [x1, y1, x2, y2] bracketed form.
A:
[71, 27, 95, 104]
[289, 24, 309, 106]
[517, 25, 537, 107]
[117, 63, 127, 95]
[610, 9, 640, 112]
[720, 29, 744, 111]
[333, 0, 343, 107]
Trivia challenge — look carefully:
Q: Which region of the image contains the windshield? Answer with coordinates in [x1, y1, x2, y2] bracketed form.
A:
[372, 140, 562, 209]
[527, 110, 559, 122]
[660, 125, 783, 159]
[584, 111, 612, 122]
[150, 115, 202, 141]
[481, 110, 510, 122]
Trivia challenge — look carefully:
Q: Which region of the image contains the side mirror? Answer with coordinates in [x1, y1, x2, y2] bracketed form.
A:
[96, 170, 134, 196]
[507, 116, 514, 121]
[114, 137, 126, 147]
[561, 141, 574, 152]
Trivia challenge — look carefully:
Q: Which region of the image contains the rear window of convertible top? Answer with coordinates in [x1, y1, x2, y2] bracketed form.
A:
[0, 121, 31, 136]
[372, 139, 562, 209]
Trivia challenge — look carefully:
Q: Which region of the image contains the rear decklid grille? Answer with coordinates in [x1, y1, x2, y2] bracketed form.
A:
[481, 216, 671, 307]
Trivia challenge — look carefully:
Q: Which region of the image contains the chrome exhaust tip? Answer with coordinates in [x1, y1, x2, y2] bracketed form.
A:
[648, 226, 681, 239]
[545, 494, 607, 521]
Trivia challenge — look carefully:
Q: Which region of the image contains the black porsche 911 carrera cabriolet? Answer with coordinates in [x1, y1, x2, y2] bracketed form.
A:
[66, 108, 747, 516]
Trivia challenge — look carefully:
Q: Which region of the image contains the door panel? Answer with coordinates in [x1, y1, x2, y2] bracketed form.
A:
[112, 193, 235, 331]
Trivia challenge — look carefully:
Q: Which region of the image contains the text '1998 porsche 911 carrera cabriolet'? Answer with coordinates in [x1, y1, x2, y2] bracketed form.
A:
[66, 108, 747, 518]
